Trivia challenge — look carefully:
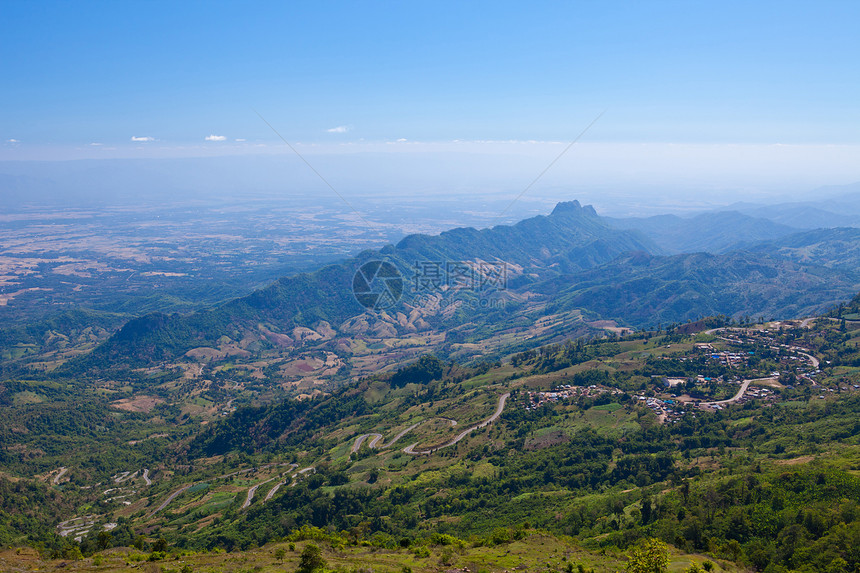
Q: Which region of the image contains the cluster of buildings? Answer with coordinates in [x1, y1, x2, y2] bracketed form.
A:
[632, 395, 687, 423]
[695, 343, 753, 367]
[520, 325, 857, 423]
[523, 384, 622, 410]
[737, 385, 775, 404]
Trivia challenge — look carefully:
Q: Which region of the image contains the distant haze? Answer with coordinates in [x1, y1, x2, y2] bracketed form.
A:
[2, 142, 860, 220]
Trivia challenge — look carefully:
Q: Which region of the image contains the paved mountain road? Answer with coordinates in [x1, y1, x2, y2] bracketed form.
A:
[699, 380, 752, 408]
[52, 467, 68, 485]
[404, 393, 510, 455]
[265, 480, 288, 501]
[242, 478, 274, 510]
[149, 484, 192, 516]
[699, 377, 777, 408]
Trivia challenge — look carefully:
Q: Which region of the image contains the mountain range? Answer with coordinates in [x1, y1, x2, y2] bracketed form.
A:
[68, 199, 860, 375]
[604, 211, 799, 254]
[724, 183, 860, 229]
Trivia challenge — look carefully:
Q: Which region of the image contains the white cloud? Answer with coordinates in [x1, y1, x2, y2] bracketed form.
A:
[89, 142, 103, 146]
[396, 138, 408, 142]
[7, 138, 20, 143]
[327, 126, 350, 133]
[205, 134, 227, 142]
[131, 136, 154, 142]
[235, 138, 246, 142]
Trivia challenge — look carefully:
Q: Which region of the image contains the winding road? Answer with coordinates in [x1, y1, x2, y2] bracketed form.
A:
[115, 470, 138, 484]
[264, 480, 288, 501]
[289, 467, 316, 488]
[349, 393, 510, 456]
[404, 392, 510, 455]
[351, 433, 384, 453]
[57, 515, 97, 539]
[141, 393, 514, 518]
[242, 478, 274, 509]
[792, 348, 820, 386]
[705, 326, 821, 386]
[52, 467, 68, 485]
[793, 347, 820, 368]
[699, 377, 778, 408]
[351, 422, 423, 453]
[699, 380, 752, 408]
[149, 484, 192, 516]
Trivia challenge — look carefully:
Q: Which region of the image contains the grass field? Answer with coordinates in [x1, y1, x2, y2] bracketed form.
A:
[0, 532, 745, 573]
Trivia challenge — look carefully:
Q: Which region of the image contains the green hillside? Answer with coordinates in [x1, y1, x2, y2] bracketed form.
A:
[537, 251, 858, 328]
[2, 313, 858, 572]
[748, 227, 860, 271]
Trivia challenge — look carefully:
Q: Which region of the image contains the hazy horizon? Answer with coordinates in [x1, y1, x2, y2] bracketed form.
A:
[2, 147, 859, 221]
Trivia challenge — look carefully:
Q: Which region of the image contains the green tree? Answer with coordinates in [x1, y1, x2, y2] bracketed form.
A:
[626, 538, 669, 573]
[96, 530, 112, 551]
[297, 543, 326, 573]
[152, 537, 168, 553]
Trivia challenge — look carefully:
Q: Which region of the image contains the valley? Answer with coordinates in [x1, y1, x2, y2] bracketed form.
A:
[6, 3, 860, 571]
[1, 199, 860, 573]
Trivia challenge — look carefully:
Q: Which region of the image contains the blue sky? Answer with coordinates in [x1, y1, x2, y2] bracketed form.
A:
[1, 1, 859, 201]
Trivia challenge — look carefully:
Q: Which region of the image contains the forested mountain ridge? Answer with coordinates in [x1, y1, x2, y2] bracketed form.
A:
[70, 201, 656, 369]
[395, 200, 660, 268]
[725, 186, 860, 229]
[66, 201, 860, 375]
[745, 227, 860, 271]
[536, 250, 860, 328]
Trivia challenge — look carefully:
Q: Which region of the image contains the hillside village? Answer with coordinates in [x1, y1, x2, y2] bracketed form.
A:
[521, 319, 859, 425]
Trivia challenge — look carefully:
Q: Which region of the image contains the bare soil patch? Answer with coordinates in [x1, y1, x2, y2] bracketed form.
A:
[111, 395, 165, 413]
[776, 455, 815, 465]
